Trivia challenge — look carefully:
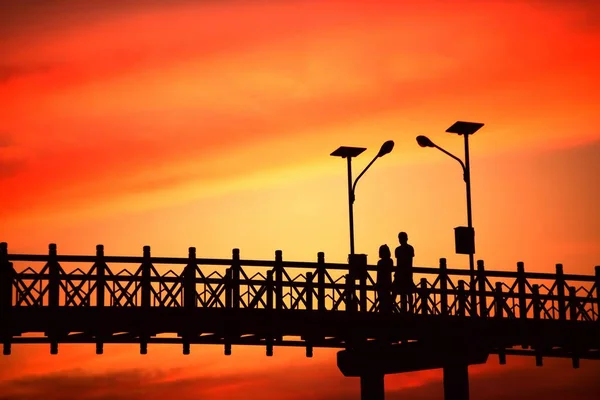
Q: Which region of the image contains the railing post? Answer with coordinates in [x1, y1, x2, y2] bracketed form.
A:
[556, 264, 566, 321]
[532, 284, 541, 320]
[265, 270, 275, 356]
[317, 252, 326, 311]
[470, 268, 478, 318]
[95, 245, 105, 308]
[275, 250, 283, 311]
[419, 278, 429, 315]
[94, 245, 106, 355]
[232, 249, 240, 309]
[595, 266, 600, 322]
[48, 244, 59, 308]
[0, 263, 11, 350]
[266, 270, 274, 312]
[359, 264, 367, 313]
[225, 268, 232, 309]
[305, 272, 314, 358]
[457, 280, 466, 316]
[495, 282, 504, 319]
[224, 267, 232, 356]
[0, 242, 14, 355]
[0, 242, 6, 263]
[0, 242, 12, 314]
[141, 246, 151, 308]
[568, 285, 581, 368]
[345, 274, 356, 313]
[47, 244, 60, 355]
[265, 269, 274, 356]
[439, 258, 448, 316]
[517, 262, 527, 319]
[273, 250, 285, 347]
[184, 247, 197, 309]
[0, 261, 12, 320]
[477, 260, 487, 317]
[139, 246, 152, 355]
[569, 287, 578, 321]
[306, 272, 314, 311]
[531, 284, 543, 367]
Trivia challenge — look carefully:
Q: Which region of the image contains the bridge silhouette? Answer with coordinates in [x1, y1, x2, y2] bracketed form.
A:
[1, 242, 598, 400]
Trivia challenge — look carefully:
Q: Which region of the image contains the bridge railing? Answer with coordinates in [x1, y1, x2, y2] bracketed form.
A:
[1, 243, 598, 323]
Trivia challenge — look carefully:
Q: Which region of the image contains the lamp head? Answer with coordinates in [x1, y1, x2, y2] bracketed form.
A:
[416, 135, 435, 148]
[377, 140, 394, 157]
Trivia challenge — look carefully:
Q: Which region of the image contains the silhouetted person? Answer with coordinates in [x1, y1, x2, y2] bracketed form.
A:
[376, 244, 393, 313]
[394, 232, 415, 313]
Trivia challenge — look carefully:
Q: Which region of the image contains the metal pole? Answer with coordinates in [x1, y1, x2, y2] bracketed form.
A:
[463, 134, 474, 282]
[464, 133, 477, 316]
[347, 156, 355, 256]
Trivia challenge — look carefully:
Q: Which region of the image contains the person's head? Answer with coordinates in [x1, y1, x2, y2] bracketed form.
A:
[379, 244, 391, 259]
[398, 231, 408, 244]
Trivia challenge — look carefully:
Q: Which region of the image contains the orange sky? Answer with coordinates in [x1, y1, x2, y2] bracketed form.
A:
[1, 0, 599, 399]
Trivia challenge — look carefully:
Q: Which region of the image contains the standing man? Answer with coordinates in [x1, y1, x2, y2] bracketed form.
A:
[394, 231, 415, 313]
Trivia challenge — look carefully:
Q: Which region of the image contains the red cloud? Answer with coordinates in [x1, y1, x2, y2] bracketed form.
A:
[0, 356, 597, 400]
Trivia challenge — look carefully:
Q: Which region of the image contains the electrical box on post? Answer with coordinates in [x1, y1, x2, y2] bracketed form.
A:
[455, 226, 475, 255]
[348, 254, 367, 280]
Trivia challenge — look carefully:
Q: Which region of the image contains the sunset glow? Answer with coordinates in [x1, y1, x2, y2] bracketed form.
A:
[1, 0, 599, 398]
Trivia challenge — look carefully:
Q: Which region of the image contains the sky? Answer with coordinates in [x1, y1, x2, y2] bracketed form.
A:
[1, 0, 599, 399]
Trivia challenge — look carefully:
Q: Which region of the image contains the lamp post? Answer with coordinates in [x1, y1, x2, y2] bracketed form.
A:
[331, 141, 394, 400]
[331, 141, 394, 255]
[416, 121, 484, 282]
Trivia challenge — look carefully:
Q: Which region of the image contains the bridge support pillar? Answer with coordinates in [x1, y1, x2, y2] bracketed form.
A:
[338, 342, 487, 400]
[360, 374, 384, 400]
[443, 364, 469, 400]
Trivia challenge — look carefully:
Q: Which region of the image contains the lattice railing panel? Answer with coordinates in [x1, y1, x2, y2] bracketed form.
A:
[0, 244, 597, 324]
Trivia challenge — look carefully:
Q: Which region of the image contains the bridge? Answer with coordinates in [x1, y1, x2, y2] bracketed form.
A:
[1, 242, 599, 400]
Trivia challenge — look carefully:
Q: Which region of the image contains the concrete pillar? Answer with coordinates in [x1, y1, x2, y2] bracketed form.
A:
[360, 374, 384, 400]
[443, 364, 469, 400]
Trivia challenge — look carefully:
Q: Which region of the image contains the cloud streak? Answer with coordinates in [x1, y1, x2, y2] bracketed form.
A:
[1, 0, 598, 223]
[0, 131, 13, 148]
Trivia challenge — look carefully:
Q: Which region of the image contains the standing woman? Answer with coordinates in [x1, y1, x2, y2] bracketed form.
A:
[376, 244, 394, 313]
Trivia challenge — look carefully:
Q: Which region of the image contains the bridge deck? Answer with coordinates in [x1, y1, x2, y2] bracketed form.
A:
[1, 243, 599, 363]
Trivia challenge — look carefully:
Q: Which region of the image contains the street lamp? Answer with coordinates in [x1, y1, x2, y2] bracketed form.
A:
[416, 121, 484, 282]
[331, 140, 395, 256]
